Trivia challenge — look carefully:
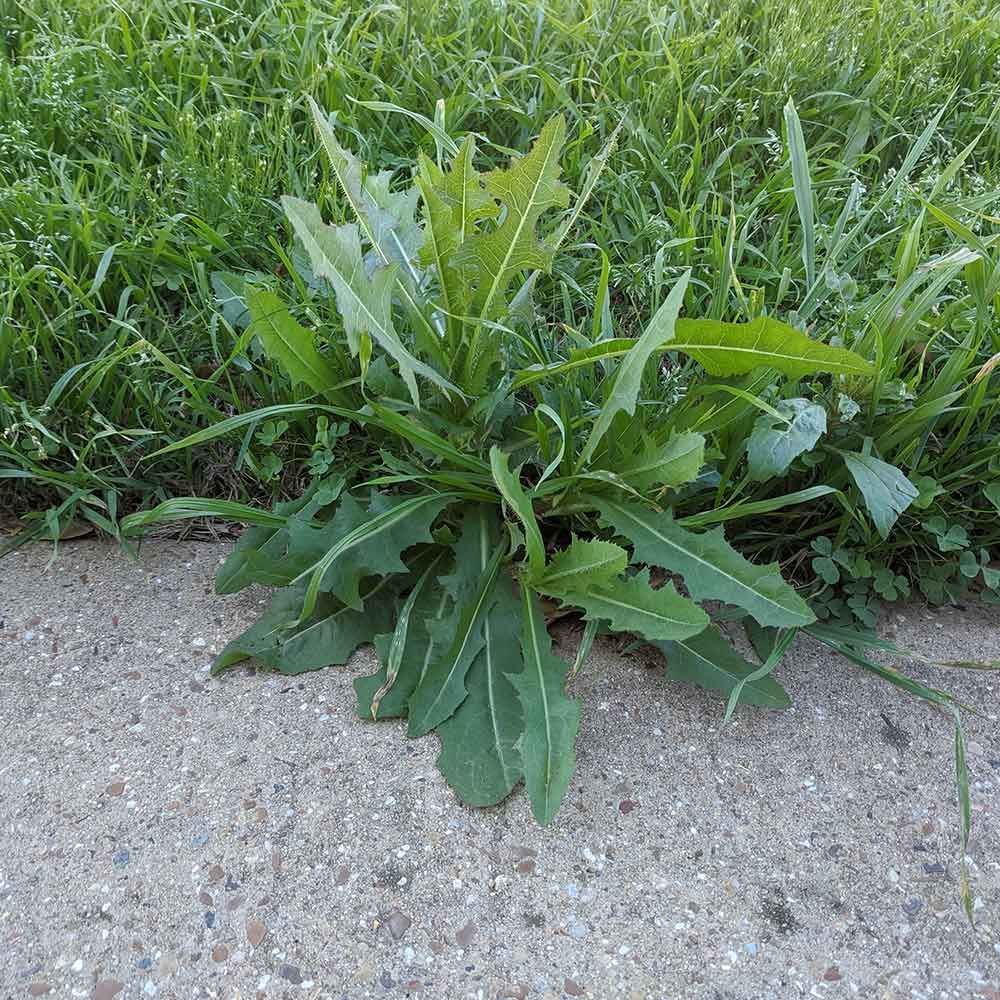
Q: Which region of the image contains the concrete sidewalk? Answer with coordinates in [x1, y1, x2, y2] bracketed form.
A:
[1, 539, 998, 1000]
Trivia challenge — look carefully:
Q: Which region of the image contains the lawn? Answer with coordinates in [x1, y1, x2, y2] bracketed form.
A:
[2, 0, 1000, 602]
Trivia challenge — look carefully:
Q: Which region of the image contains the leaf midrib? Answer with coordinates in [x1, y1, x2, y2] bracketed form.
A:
[478, 133, 561, 321]
[601, 499, 793, 619]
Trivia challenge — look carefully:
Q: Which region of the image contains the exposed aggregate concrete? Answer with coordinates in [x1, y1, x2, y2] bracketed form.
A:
[1, 540, 998, 999]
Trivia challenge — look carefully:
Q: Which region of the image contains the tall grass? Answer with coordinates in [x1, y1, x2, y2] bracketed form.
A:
[2, 0, 999, 578]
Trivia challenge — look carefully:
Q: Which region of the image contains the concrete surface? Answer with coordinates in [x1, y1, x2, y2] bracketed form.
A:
[1, 539, 998, 1000]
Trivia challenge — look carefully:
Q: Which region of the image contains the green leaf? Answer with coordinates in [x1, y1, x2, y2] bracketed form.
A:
[281, 195, 455, 406]
[512, 338, 637, 389]
[533, 537, 628, 592]
[215, 477, 344, 594]
[746, 399, 826, 480]
[512, 315, 873, 389]
[308, 97, 423, 277]
[511, 586, 580, 825]
[211, 270, 265, 329]
[458, 114, 571, 322]
[291, 492, 454, 619]
[543, 567, 708, 642]
[415, 135, 498, 352]
[407, 506, 507, 736]
[983, 482, 1000, 513]
[784, 98, 816, 288]
[594, 498, 815, 627]
[436, 570, 525, 806]
[146, 402, 358, 459]
[617, 431, 705, 491]
[246, 287, 340, 394]
[214, 578, 397, 675]
[580, 270, 690, 467]
[677, 485, 838, 528]
[654, 626, 791, 708]
[364, 554, 444, 718]
[354, 576, 452, 720]
[306, 97, 444, 360]
[671, 316, 874, 378]
[490, 446, 545, 577]
[841, 450, 918, 539]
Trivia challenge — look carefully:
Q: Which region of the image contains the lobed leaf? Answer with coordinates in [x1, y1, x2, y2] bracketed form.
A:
[214, 578, 398, 676]
[532, 537, 628, 592]
[543, 567, 709, 643]
[354, 577, 452, 720]
[245, 287, 340, 394]
[407, 506, 507, 736]
[282, 195, 455, 406]
[616, 431, 706, 491]
[291, 491, 454, 618]
[594, 498, 815, 628]
[457, 115, 570, 322]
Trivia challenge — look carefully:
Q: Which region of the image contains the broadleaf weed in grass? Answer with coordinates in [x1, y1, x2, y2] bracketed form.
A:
[124, 108, 967, 832]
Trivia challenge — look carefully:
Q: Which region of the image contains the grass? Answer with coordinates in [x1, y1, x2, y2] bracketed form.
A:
[2, 0, 1000, 606]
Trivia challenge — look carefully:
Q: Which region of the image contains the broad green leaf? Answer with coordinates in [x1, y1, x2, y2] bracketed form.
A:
[983, 482, 1000, 513]
[841, 450, 918, 539]
[308, 96, 423, 279]
[594, 498, 814, 627]
[416, 163, 466, 338]
[511, 586, 580, 825]
[211, 270, 267, 329]
[580, 271, 690, 467]
[408, 507, 507, 736]
[490, 446, 545, 577]
[437, 570, 525, 806]
[215, 476, 344, 594]
[282, 195, 455, 406]
[426, 136, 497, 230]
[513, 315, 872, 388]
[654, 626, 791, 708]
[617, 431, 706, 491]
[291, 492, 454, 619]
[544, 567, 708, 642]
[671, 316, 874, 378]
[354, 576, 452, 720]
[246, 287, 340, 393]
[214, 578, 397, 675]
[532, 537, 628, 592]
[415, 136, 496, 351]
[667, 316, 875, 378]
[746, 399, 827, 480]
[458, 115, 570, 322]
